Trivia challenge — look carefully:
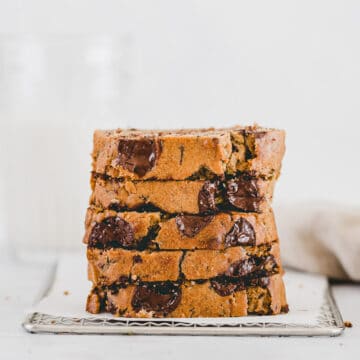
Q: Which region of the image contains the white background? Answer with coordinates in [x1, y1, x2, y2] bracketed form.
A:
[0, 0, 359, 253]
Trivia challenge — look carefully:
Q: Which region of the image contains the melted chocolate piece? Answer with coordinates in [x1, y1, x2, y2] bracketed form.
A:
[226, 175, 261, 212]
[132, 283, 182, 315]
[246, 276, 270, 288]
[210, 279, 241, 296]
[117, 138, 161, 177]
[210, 275, 271, 296]
[230, 197, 262, 212]
[198, 181, 219, 212]
[225, 218, 255, 247]
[224, 255, 277, 278]
[224, 258, 259, 277]
[89, 216, 135, 249]
[175, 214, 214, 237]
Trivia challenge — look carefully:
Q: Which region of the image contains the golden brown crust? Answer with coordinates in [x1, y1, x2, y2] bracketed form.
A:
[86, 274, 288, 318]
[87, 242, 281, 285]
[92, 126, 285, 180]
[90, 176, 275, 214]
[84, 207, 278, 249]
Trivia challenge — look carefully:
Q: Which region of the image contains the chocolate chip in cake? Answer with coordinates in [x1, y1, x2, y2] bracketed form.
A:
[224, 255, 276, 278]
[117, 138, 161, 176]
[210, 275, 271, 297]
[224, 258, 258, 278]
[225, 218, 255, 247]
[175, 214, 214, 237]
[226, 175, 261, 211]
[133, 255, 143, 264]
[198, 181, 219, 212]
[131, 282, 182, 315]
[246, 276, 270, 288]
[89, 216, 135, 249]
[210, 278, 241, 296]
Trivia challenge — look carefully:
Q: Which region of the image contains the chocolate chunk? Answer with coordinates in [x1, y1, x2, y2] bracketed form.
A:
[225, 218, 255, 247]
[210, 275, 271, 296]
[224, 256, 277, 278]
[226, 175, 258, 198]
[175, 214, 214, 237]
[198, 181, 219, 212]
[226, 175, 262, 212]
[229, 197, 262, 212]
[118, 275, 130, 286]
[210, 278, 242, 296]
[224, 258, 259, 278]
[132, 283, 182, 315]
[133, 255, 143, 264]
[246, 276, 270, 288]
[117, 138, 161, 177]
[89, 216, 135, 249]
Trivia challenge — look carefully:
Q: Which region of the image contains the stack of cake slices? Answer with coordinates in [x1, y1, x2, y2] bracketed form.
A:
[85, 126, 289, 318]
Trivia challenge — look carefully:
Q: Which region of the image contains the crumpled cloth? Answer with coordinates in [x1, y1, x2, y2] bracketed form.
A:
[275, 203, 360, 281]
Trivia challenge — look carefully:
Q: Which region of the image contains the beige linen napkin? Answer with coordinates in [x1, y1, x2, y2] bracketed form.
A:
[276, 202, 360, 281]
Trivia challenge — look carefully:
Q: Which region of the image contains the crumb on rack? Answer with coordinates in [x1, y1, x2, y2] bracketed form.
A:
[344, 321, 353, 328]
[63, 290, 70, 296]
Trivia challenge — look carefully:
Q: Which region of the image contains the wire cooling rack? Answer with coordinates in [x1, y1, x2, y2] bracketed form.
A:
[23, 286, 344, 336]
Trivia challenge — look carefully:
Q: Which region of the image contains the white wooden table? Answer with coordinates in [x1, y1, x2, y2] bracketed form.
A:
[0, 257, 359, 360]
